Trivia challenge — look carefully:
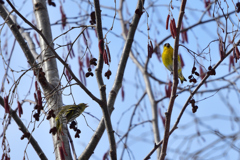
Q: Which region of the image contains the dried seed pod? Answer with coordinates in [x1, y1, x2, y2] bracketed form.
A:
[192, 78, 197, 83]
[194, 72, 199, 76]
[33, 113, 40, 121]
[70, 121, 77, 129]
[75, 132, 80, 138]
[171, 18, 177, 38]
[183, 31, 188, 43]
[190, 99, 195, 105]
[90, 11, 96, 24]
[235, 46, 240, 60]
[84, 54, 89, 68]
[104, 70, 112, 79]
[106, 45, 111, 63]
[200, 66, 205, 80]
[170, 20, 175, 39]
[85, 72, 94, 77]
[165, 85, 170, 98]
[219, 41, 224, 60]
[35, 81, 38, 91]
[103, 50, 109, 65]
[4, 96, 10, 113]
[121, 86, 125, 101]
[192, 105, 198, 113]
[98, 39, 104, 54]
[48, 0, 56, 7]
[229, 55, 234, 72]
[192, 67, 196, 74]
[166, 14, 170, 30]
[60, 5, 66, 29]
[179, 54, 184, 68]
[90, 58, 97, 66]
[49, 127, 57, 135]
[37, 90, 42, 110]
[237, 2, 240, 13]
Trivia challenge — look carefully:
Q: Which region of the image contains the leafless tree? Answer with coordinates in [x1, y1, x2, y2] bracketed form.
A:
[0, 0, 240, 160]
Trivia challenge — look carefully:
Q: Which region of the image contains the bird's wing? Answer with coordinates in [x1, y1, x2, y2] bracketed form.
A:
[178, 55, 182, 70]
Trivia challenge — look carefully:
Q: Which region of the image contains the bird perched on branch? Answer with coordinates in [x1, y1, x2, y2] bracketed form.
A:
[55, 103, 88, 134]
[162, 43, 187, 83]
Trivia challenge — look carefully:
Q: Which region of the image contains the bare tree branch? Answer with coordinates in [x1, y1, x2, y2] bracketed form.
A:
[159, 1, 187, 159]
[92, 0, 117, 159]
[0, 96, 48, 160]
[79, 0, 146, 159]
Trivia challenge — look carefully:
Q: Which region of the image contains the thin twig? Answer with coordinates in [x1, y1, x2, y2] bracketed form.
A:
[159, 1, 187, 160]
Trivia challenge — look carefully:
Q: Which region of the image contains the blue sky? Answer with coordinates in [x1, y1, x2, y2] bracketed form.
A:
[1, 0, 240, 160]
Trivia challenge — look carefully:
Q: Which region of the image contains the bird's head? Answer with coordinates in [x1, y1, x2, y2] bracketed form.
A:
[164, 43, 170, 48]
[77, 103, 88, 110]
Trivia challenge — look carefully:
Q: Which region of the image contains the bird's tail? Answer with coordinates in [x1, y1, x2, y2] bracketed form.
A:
[179, 72, 187, 83]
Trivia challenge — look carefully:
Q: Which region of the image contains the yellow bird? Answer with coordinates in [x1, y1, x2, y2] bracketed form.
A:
[55, 103, 88, 134]
[162, 43, 186, 83]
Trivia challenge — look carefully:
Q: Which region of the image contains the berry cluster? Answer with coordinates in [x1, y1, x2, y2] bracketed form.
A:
[46, 109, 56, 120]
[236, 2, 240, 13]
[104, 70, 112, 79]
[85, 58, 97, 78]
[69, 121, 81, 138]
[188, 67, 199, 83]
[190, 99, 198, 113]
[207, 66, 216, 75]
[49, 127, 57, 135]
